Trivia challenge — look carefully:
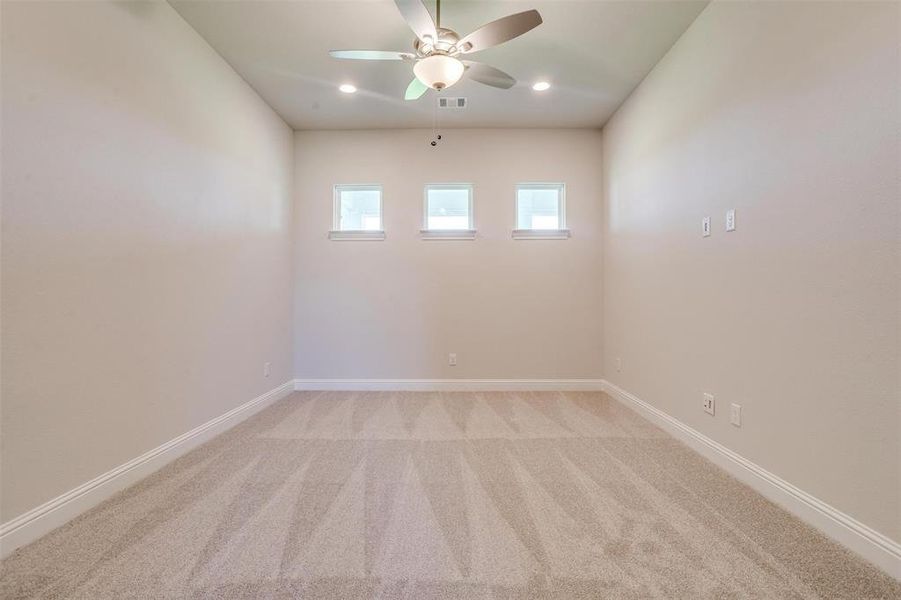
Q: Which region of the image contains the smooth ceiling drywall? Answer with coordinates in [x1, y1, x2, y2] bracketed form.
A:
[602, 0, 900, 541]
[1, 1, 294, 522]
[294, 129, 603, 380]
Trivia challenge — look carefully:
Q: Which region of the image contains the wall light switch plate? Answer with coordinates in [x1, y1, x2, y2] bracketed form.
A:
[702, 217, 711, 237]
[263, 362, 271, 377]
[730, 403, 742, 427]
[449, 353, 457, 366]
[615, 357, 622, 372]
[703, 393, 715, 415]
[726, 209, 736, 232]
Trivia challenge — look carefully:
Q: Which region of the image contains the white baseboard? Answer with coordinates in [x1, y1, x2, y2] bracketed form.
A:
[293, 378, 606, 392]
[5, 377, 896, 579]
[601, 379, 901, 579]
[0, 380, 294, 559]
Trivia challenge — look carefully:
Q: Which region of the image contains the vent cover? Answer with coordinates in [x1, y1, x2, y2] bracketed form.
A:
[438, 97, 467, 109]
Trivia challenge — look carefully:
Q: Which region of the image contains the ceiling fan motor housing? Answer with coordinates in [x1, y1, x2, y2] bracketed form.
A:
[414, 27, 461, 57]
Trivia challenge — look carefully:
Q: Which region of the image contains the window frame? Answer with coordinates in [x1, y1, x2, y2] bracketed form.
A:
[512, 182, 570, 239]
[421, 183, 476, 240]
[329, 184, 385, 241]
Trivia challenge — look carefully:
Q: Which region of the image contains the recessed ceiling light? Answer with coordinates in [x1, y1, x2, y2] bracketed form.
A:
[532, 81, 551, 92]
[339, 83, 357, 94]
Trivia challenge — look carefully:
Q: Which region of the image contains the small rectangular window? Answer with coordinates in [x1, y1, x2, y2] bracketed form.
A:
[331, 185, 384, 240]
[513, 183, 569, 239]
[422, 184, 475, 239]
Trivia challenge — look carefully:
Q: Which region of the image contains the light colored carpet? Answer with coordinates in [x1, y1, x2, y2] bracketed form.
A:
[1, 391, 898, 599]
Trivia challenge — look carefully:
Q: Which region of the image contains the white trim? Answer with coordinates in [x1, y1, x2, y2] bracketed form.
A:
[0, 380, 295, 559]
[328, 230, 385, 241]
[420, 229, 477, 240]
[294, 378, 604, 392]
[512, 229, 571, 240]
[7, 376, 894, 578]
[600, 379, 901, 579]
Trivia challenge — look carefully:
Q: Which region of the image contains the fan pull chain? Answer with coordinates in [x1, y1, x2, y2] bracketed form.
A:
[431, 93, 442, 147]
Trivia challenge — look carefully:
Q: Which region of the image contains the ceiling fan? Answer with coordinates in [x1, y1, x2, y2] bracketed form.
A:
[329, 0, 543, 100]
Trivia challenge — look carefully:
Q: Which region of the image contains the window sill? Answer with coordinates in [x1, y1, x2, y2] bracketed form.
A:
[512, 229, 571, 240]
[328, 230, 386, 241]
[420, 229, 477, 240]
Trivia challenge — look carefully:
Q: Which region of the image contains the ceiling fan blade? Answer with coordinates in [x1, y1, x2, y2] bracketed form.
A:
[464, 61, 516, 89]
[394, 0, 437, 43]
[457, 10, 542, 54]
[405, 77, 429, 100]
[329, 50, 414, 60]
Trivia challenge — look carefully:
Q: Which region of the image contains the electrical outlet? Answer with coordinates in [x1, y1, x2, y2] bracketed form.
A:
[725, 209, 736, 232]
[263, 362, 271, 377]
[730, 403, 742, 427]
[449, 353, 457, 366]
[703, 393, 715, 415]
[615, 357, 622, 372]
[702, 216, 711, 237]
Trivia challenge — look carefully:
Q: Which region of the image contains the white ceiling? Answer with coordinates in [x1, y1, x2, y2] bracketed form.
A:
[169, 0, 708, 130]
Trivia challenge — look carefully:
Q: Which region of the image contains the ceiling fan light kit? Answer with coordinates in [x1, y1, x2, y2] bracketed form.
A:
[329, 0, 543, 99]
[413, 54, 464, 90]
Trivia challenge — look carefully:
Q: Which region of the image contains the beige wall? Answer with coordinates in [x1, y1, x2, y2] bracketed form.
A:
[294, 129, 603, 380]
[1, 1, 294, 521]
[601, 0, 900, 541]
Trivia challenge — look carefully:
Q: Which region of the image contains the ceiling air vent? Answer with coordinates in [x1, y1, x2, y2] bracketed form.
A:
[438, 97, 467, 110]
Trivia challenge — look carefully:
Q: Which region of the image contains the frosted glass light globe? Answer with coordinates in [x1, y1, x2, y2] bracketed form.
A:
[414, 55, 465, 91]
